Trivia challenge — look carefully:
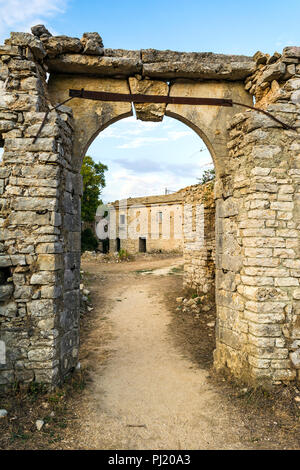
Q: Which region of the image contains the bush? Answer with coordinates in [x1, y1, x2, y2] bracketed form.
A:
[118, 249, 130, 260]
[81, 228, 99, 252]
[198, 168, 215, 184]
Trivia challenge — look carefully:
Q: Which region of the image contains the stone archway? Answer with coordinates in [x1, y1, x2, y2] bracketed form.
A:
[0, 29, 299, 389]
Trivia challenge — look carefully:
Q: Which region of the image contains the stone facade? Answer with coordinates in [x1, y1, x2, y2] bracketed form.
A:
[0, 26, 299, 389]
[0, 37, 80, 389]
[214, 48, 300, 384]
[108, 193, 183, 254]
[182, 182, 215, 295]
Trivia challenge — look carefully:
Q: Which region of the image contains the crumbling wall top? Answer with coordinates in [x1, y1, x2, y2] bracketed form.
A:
[3, 25, 256, 80]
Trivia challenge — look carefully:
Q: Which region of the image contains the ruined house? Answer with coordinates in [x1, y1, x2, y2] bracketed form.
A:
[107, 192, 184, 254]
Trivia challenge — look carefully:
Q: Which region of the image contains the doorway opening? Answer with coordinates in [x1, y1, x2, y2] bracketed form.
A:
[139, 237, 147, 253]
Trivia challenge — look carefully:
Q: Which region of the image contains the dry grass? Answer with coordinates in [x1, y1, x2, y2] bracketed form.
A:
[0, 370, 87, 450]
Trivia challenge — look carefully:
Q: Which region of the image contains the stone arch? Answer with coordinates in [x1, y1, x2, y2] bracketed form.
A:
[165, 80, 252, 178]
[48, 75, 133, 169]
[0, 30, 300, 390]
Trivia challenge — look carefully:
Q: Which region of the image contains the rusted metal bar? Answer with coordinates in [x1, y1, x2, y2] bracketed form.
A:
[232, 101, 294, 131]
[32, 89, 296, 143]
[69, 88, 296, 131]
[69, 89, 233, 107]
[32, 96, 74, 144]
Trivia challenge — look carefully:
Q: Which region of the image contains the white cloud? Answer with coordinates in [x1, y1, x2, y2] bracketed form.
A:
[100, 118, 195, 149]
[101, 166, 204, 203]
[117, 128, 194, 148]
[89, 115, 213, 201]
[0, 0, 67, 41]
[99, 117, 166, 140]
[117, 136, 168, 149]
[167, 130, 193, 140]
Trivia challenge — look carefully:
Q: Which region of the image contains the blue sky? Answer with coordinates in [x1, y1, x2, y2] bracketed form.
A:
[0, 0, 299, 201]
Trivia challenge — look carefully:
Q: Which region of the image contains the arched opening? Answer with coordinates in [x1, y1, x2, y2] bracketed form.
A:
[45, 73, 263, 386]
[79, 111, 218, 370]
[0, 30, 299, 395]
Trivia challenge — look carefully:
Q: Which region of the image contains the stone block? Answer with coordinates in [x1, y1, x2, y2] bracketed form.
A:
[37, 254, 63, 271]
[128, 77, 168, 122]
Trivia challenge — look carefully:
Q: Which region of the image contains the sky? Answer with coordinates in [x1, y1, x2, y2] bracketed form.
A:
[0, 0, 299, 201]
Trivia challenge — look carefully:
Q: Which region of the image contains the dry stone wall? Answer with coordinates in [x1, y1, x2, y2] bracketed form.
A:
[108, 193, 183, 254]
[182, 183, 215, 295]
[214, 47, 300, 384]
[0, 36, 80, 389]
[0, 26, 299, 389]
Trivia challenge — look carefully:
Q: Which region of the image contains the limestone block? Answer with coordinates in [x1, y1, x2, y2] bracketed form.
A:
[28, 347, 55, 361]
[0, 370, 14, 385]
[31, 24, 52, 38]
[82, 40, 103, 56]
[272, 369, 296, 381]
[0, 301, 17, 317]
[46, 54, 142, 76]
[0, 255, 12, 267]
[30, 272, 57, 285]
[81, 32, 104, 50]
[43, 36, 83, 56]
[37, 254, 63, 271]
[0, 45, 20, 56]
[283, 47, 300, 58]
[36, 243, 63, 254]
[12, 197, 58, 212]
[245, 300, 286, 314]
[13, 286, 32, 300]
[288, 351, 300, 369]
[257, 62, 286, 86]
[9, 32, 46, 60]
[40, 285, 62, 299]
[141, 49, 255, 80]
[128, 77, 168, 122]
[14, 369, 34, 383]
[0, 284, 13, 301]
[27, 299, 56, 317]
[37, 318, 55, 330]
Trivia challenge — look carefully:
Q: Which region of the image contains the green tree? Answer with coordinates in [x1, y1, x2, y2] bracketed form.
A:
[81, 156, 108, 222]
[198, 168, 215, 185]
[81, 227, 99, 252]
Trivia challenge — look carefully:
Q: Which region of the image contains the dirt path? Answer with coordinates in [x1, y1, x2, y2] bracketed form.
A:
[63, 256, 253, 450]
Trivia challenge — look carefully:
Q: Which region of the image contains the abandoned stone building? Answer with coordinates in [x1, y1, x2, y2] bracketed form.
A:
[105, 182, 216, 293]
[107, 192, 184, 254]
[0, 25, 300, 390]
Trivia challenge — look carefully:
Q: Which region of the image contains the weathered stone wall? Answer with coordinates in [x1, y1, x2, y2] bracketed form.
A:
[0, 36, 80, 389]
[214, 47, 300, 385]
[182, 182, 215, 295]
[109, 194, 183, 254]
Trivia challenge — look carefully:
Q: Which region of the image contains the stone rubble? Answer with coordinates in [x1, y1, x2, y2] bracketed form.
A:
[35, 419, 44, 430]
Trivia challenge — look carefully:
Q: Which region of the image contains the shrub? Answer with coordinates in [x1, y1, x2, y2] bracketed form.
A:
[81, 228, 99, 252]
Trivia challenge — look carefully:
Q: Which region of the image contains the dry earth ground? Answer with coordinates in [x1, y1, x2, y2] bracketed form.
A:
[0, 255, 299, 449]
